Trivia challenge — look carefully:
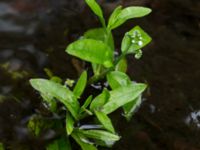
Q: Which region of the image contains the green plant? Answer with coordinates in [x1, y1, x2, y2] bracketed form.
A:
[29, 0, 152, 149]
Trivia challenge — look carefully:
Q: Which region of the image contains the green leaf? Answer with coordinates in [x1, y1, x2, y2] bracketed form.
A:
[108, 7, 152, 30]
[50, 76, 62, 84]
[91, 139, 114, 148]
[102, 83, 147, 114]
[85, 0, 105, 26]
[66, 113, 74, 135]
[115, 57, 128, 73]
[121, 26, 152, 54]
[84, 28, 114, 50]
[94, 110, 115, 133]
[81, 95, 93, 112]
[73, 71, 87, 98]
[84, 28, 114, 75]
[106, 71, 143, 120]
[41, 93, 57, 112]
[85, 0, 103, 19]
[27, 115, 47, 136]
[46, 137, 72, 150]
[90, 89, 110, 111]
[107, 71, 131, 89]
[80, 95, 93, 114]
[66, 39, 113, 68]
[79, 129, 120, 142]
[107, 5, 122, 30]
[79, 95, 94, 118]
[91, 64, 104, 76]
[121, 33, 131, 53]
[30, 79, 80, 120]
[123, 95, 142, 121]
[72, 132, 97, 150]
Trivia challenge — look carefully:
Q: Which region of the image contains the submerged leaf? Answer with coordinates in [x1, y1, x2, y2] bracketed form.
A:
[30, 79, 80, 120]
[46, 137, 72, 150]
[66, 39, 113, 68]
[27, 115, 51, 137]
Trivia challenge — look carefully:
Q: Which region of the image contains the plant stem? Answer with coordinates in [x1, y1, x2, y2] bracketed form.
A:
[88, 41, 130, 85]
[88, 53, 126, 85]
[88, 68, 111, 85]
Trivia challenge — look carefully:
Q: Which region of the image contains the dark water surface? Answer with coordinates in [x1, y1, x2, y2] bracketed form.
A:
[0, 0, 200, 149]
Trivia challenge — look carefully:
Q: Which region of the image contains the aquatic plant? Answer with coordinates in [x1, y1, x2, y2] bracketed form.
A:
[29, 0, 152, 149]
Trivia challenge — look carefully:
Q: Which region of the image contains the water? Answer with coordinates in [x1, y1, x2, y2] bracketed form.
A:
[0, 0, 200, 149]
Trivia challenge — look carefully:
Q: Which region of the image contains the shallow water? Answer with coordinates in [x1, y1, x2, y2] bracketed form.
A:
[0, 0, 200, 149]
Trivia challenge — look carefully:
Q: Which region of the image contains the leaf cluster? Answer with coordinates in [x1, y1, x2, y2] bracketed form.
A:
[28, 0, 152, 149]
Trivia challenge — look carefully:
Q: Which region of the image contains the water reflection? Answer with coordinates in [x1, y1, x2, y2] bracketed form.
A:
[0, 2, 18, 16]
[0, 2, 38, 35]
[185, 110, 200, 128]
[0, 20, 24, 33]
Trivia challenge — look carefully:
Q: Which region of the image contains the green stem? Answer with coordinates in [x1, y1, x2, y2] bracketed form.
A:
[88, 68, 111, 85]
[100, 17, 106, 30]
[88, 54, 126, 85]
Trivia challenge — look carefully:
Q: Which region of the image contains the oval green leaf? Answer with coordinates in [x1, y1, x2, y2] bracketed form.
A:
[85, 0, 105, 26]
[94, 110, 115, 133]
[121, 26, 152, 54]
[106, 71, 143, 120]
[84, 28, 114, 51]
[109, 7, 152, 30]
[85, 0, 103, 19]
[101, 83, 147, 114]
[66, 39, 113, 68]
[30, 79, 80, 120]
[107, 71, 131, 89]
